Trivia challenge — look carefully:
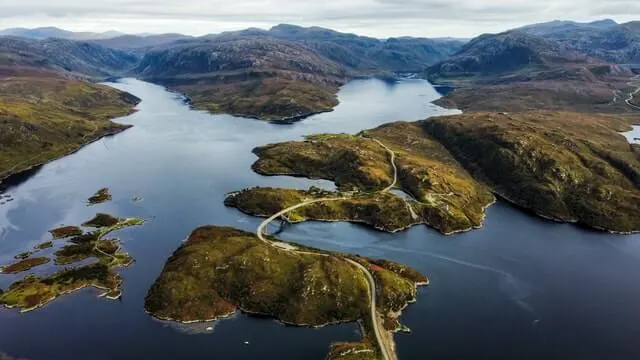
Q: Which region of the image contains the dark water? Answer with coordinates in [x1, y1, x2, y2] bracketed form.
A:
[1, 78, 639, 360]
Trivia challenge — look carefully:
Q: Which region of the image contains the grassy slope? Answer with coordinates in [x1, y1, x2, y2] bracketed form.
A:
[145, 226, 427, 360]
[423, 111, 640, 233]
[0, 72, 139, 180]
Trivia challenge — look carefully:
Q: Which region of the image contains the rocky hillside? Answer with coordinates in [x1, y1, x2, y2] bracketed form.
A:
[425, 30, 636, 113]
[423, 112, 640, 233]
[267, 24, 464, 73]
[0, 37, 138, 77]
[518, 20, 640, 64]
[425, 30, 591, 79]
[135, 37, 349, 120]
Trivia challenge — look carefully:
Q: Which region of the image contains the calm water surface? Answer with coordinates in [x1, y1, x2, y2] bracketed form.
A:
[1, 78, 640, 360]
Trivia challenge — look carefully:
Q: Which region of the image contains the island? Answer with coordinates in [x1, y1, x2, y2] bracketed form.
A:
[0, 190, 145, 311]
[145, 226, 427, 360]
[87, 188, 112, 205]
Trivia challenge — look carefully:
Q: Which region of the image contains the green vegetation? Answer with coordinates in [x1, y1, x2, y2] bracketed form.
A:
[253, 134, 393, 191]
[1, 257, 50, 274]
[13, 252, 33, 260]
[422, 111, 640, 233]
[0, 74, 139, 181]
[0, 195, 145, 311]
[49, 226, 83, 239]
[244, 113, 640, 233]
[248, 125, 494, 234]
[227, 186, 466, 234]
[0, 264, 120, 311]
[327, 342, 377, 360]
[82, 213, 119, 227]
[184, 78, 341, 121]
[87, 188, 112, 205]
[34, 241, 53, 250]
[145, 226, 426, 359]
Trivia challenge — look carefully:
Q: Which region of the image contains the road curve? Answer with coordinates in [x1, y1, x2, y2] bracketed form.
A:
[371, 138, 398, 193]
[252, 137, 402, 360]
[256, 197, 346, 242]
[627, 90, 640, 110]
[255, 197, 393, 360]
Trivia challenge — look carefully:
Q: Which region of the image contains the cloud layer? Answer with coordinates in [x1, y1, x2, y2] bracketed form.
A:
[1, 0, 639, 38]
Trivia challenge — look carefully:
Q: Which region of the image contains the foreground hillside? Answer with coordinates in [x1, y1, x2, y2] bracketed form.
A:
[0, 71, 139, 181]
[146, 226, 428, 360]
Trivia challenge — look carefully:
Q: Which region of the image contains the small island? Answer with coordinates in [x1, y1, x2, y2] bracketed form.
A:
[87, 188, 112, 205]
[0, 189, 145, 312]
[145, 226, 427, 360]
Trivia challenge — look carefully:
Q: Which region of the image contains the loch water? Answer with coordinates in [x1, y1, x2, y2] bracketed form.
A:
[1, 78, 640, 360]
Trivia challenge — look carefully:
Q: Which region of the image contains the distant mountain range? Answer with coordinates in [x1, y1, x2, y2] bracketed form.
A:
[0, 27, 124, 40]
[516, 19, 640, 64]
[2, 21, 640, 119]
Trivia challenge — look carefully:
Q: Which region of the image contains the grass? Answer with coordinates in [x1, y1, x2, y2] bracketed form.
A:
[184, 77, 341, 121]
[82, 213, 120, 228]
[1, 257, 50, 274]
[0, 74, 138, 180]
[145, 226, 426, 359]
[423, 111, 640, 233]
[34, 241, 53, 250]
[49, 226, 83, 240]
[247, 124, 495, 234]
[252, 133, 393, 191]
[226, 187, 422, 232]
[0, 206, 145, 311]
[87, 188, 112, 206]
[0, 264, 119, 311]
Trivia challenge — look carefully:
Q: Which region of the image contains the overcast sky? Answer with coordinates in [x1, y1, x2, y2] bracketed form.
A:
[1, 0, 639, 38]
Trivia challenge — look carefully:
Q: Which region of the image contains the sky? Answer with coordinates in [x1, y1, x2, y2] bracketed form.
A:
[1, 0, 639, 38]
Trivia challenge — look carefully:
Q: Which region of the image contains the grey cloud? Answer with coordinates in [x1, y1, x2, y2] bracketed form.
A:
[0, 0, 639, 37]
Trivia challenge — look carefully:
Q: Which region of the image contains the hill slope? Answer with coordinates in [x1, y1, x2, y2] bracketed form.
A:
[0, 70, 139, 181]
[135, 37, 348, 120]
[0, 37, 138, 77]
[518, 20, 640, 64]
[425, 31, 635, 113]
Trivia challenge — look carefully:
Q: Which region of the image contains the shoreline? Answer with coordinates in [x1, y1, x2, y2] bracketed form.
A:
[0, 120, 136, 186]
[226, 193, 495, 236]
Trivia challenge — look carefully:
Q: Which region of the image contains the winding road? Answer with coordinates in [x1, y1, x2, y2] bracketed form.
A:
[254, 137, 401, 360]
[371, 138, 398, 193]
[625, 76, 640, 111]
